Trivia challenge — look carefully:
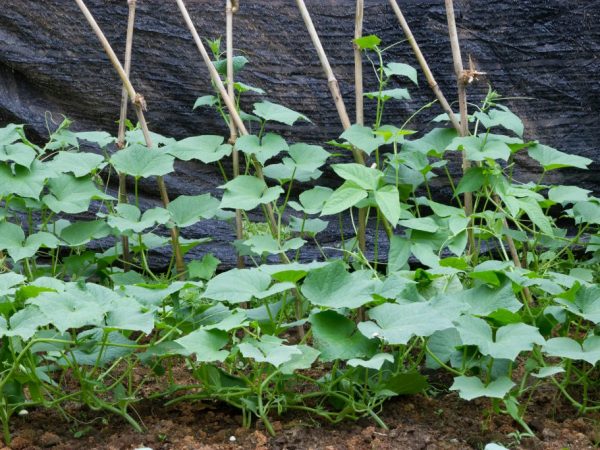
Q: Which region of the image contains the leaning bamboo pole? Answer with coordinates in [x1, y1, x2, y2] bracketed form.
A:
[354, 0, 364, 127]
[74, 0, 186, 277]
[226, 0, 245, 269]
[295, 0, 369, 254]
[115, 0, 137, 270]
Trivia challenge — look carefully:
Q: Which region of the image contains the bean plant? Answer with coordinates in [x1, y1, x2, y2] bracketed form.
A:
[0, 35, 596, 443]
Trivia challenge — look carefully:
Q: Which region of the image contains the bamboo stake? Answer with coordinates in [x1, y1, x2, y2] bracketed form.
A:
[295, 0, 369, 258]
[387, 0, 461, 133]
[116, 0, 137, 270]
[353, 0, 368, 254]
[226, 0, 245, 270]
[173, 0, 284, 247]
[74, 0, 186, 277]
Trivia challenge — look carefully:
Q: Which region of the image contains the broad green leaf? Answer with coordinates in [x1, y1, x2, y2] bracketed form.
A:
[105, 297, 154, 334]
[403, 128, 457, 157]
[455, 316, 544, 360]
[347, 353, 394, 370]
[60, 220, 111, 246]
[125, 129, 175, 147]
[474, 106, 524, 137]
[543, 336, 600, 365]
[445, 281, 522, 316]
[332, 163, 382, 190]
[48, 151, 105, 176]
[450, 376, 515, 400]
[8, 307, 50, 340]
[188, 254, 220, 280]
[193, 95, 218, 109]
[76, 131, 116, 148]
[243, 235, 305, 256]
[572, 201, 600, 225]
[364, 88, 410, 102]
[236, 133, 288, 165]
[0, 124, 23, 145]
[387, 235, 411, 273]
[279, 345, 320, 375]
[301, 261, 377, 309]
[353, 34, 381, 50]
[310, 310, 377, 361]
[212, 55, 248, 75]
[253, 101, 309, 126]
[167, 194, 220, 227]
[0, 160, 51, 199]
[106, 204, 170, 233]
[517, 197, 553, 235]
[383, 62, 418, 85]
[264, 143, 329, 182]
[166, 135, 230, 163]
[234, 82, 265, 94]
[426, 328, 462, 369]
[449, 136, 511, 162]
[321, 181, 367, 216]
[0, 222, 25, 250]
[528, 144, 592, 171]
[175, 329, 230, 362]
[455, 167, 486, 195]
[29, 290, 109, 332]
[219, 175, 283, 210]
[288, 186, 333, 214]
[398, 217, 439, 233]
[340, 125, 385, 155]
[548, 185, 590, 205]
[0, 143, 37, 168]
[358, 300, 459, 345]
[375, 185, 401, 226]
[0, 272, 26, 294]
[43, 174, 113, 214]
[382, 372, 429, 396]
[110, 144, 175, 178]
[204, 268, 271, 303]
[554, 284, 600, 324]
[238, 335, 302, 367]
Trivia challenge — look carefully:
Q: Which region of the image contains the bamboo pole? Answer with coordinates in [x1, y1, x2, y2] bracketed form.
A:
[74, 0, 186, 277]
[387, 0, 461, 133]
[116, 0, 137, 270]
[226, 0, 245, 269]
[173, 0, 284, 246]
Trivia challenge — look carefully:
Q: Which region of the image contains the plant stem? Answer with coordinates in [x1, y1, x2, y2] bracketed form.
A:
[74, 0, 186, 277]
[116, 0, 137, 271]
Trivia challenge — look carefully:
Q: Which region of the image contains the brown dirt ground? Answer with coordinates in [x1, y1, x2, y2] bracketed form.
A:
[3, 377, 600, 450]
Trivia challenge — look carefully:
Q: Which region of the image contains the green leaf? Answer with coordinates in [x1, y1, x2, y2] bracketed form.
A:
[358, 300, 459, 345]
[243, 235, 305, 256]
[364, 88, 410, 102]
[289, 186, 333, 214]
[233, 82, 265, 94]
[0, 160, 51, 199]
[347, 353, 394, 370]
[0, 222, 25, 250]
[166, 135, 230, 163]
[110, 144, 175, 178]
[125, 129, 175, 147]
[301, 261, 377, 309]
[29, 290, 108, 332]
[528, 144, 592, 171]
[383, 62, 418, 85]
[238, 335, 302, 368]
[204, 268, 273, 303]
[76, 131, 116, 148]
[193, 95, 218, 109]
[455, 316, 544, 360]
[555, 285, 600, 324]
[449, 136, 511, 162]
[403, 128, 458, 157]
[219, 175, 283, 211]
[175, 329, 230, 362]
[310, 310, 378, 362]
[106, 204, 170, 233]
[48, 151, 106, 176]
[340, 125, 385, 155]
[279, 345, 320, 375]
[60, 220, 111, 246]
[253, 101, 310, 126]
[446, 281, 522, 316]
[320, 181, 367, 216]
[353, 34, 381, 50]
[167, 194, 220, 227]
[450, 376, 515, 400]
[455, 167, 486, 195]
[387, 236, 411, 273]
[212, 55, 248, 75]
[548, 185, 590, 205]
[188, 254, 220, 280]
[398, 216, 439, 233]
[382, 372, 429, 395]
[332, 163, 382, 190]
[236, 133, 288, 165]
[0, 143, 37, 168]
[572, 201, 600, 225]
[517, 197, 553, 235]
[43, 174, 113, 214]
[543, 336, 600, 365]
[105, 297, 154, 334]
[0, 124, 24, 146]
[474, 106, 524, 137]
[375, 185, 401, 226]
[264, 143, 329, 182]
